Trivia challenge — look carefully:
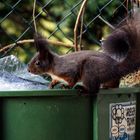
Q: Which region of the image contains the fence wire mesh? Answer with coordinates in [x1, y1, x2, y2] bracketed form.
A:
[0, 0, 138, 62]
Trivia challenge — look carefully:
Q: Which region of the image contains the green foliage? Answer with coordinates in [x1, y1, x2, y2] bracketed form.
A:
[0, 0, 130, 63]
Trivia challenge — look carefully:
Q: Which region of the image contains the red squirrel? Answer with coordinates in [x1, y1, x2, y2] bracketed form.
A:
[28, 13, 140, 94]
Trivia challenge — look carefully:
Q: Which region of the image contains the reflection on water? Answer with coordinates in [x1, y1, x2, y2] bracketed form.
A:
[0, 55, 49, 90]
[0, 71, 48, 90]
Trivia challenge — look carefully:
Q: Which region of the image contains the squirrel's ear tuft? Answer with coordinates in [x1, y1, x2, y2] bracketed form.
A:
[34, 33, 49, 54]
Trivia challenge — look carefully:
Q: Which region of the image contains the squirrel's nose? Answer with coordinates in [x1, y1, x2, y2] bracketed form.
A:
[27, 68, 30, 72]
[27, 63, 30, 72]
[27, 66, 30, 73]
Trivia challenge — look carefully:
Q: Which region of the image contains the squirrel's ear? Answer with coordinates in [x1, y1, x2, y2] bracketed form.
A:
[34, 33, 49, 56]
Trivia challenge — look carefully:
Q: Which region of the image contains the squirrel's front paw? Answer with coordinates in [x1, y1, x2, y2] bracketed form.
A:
[48, 84, 53, 89]
[48, 79, 59, 89]
[48, 81, 71, 89]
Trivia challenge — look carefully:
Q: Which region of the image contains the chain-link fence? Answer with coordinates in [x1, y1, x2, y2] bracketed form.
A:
[0, 0, 138, 63]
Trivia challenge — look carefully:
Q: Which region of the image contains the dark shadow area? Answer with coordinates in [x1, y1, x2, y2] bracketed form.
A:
[136, 94, 140, 140]
[0, 99, 4, 139]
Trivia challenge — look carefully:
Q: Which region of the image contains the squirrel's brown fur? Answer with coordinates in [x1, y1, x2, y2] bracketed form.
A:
[28, 13, 140, 94]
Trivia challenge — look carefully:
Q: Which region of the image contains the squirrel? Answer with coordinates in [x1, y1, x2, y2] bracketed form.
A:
[28, 13, 140, 94]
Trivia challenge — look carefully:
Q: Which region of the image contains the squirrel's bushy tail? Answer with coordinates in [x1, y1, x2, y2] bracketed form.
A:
[102, 13, 140, 63]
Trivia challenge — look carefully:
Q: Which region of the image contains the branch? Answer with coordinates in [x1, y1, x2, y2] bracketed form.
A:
[0, 39, 74, 53]
[79, 6, 85, 50]
[33, 0, 37, 33]
[74, 0, 88, 51]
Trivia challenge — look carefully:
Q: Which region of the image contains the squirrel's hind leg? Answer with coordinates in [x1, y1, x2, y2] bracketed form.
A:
[82, 70, 100, 94]
[82, 60, 100, 94]
[83, 78, 100, 94]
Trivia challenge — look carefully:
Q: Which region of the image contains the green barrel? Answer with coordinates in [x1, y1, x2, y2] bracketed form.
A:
[136, 92, 140, 140]
[0, 90, 92, 140]
[0, 88, 139, 140]
[93, 88, 139, 140]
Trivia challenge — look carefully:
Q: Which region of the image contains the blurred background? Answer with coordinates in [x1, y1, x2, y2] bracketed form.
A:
[0, 0, 138, 64]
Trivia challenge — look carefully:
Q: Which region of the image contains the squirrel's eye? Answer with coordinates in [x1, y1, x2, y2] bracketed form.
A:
[35, 61, 41, 66]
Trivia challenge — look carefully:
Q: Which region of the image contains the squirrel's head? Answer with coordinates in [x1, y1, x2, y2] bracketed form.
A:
[28, 34, 53, 75]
